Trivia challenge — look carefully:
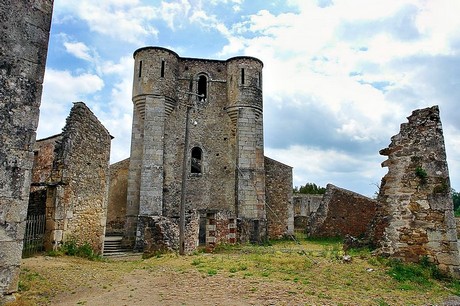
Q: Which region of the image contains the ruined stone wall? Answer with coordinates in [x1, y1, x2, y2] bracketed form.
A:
[27, 135, 61, 216]
[293, 194, 323, 232]
[308, 184, 377, 238]
[265, 157, 293, 239]
[140, 210, 200, 255]
[0, 0, 53, 301]
[107, 158, 129, 234]
[372, 106, 460, 277]
[46, 102, 111, 254]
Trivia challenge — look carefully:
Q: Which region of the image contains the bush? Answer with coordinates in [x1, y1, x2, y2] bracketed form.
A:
[59, 239, 101, 260]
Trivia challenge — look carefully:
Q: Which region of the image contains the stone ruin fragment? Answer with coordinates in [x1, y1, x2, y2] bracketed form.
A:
[370, 105, 460, 277]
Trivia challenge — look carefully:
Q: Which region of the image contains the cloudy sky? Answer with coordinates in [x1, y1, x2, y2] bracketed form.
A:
[38, 0, 460, 197]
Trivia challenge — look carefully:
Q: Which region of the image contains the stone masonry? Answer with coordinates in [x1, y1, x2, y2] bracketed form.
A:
[371, 106, 460, 277]
[0, 0, 53, 302]
[307, 184, 377, 238]
[31, 102, 112, 254]
[293, 194, 322, 232]
[265, 157, 294, 239]
[106, 158, 129, 234]
[121, 46, 292, 253]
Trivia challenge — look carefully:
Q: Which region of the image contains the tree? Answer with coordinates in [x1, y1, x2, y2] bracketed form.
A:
[453, 189, 460, 213]
[293, 183, 326, 195]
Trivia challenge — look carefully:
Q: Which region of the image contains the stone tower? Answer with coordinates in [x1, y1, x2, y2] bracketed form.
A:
[124, 47, 266, 250]
[0, 0, 54, 302]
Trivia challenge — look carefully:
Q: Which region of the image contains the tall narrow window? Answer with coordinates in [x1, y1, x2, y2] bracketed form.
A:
[197, 75, 207, 101]
[138, 61, 142, 77]
[191, 147, 203, 174]
[258, 71, 262, 88]
[241, 68, 245, 85]
[161, 60, 165, 77]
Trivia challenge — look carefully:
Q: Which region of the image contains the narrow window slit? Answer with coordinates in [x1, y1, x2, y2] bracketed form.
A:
[161, 60, 165, 77]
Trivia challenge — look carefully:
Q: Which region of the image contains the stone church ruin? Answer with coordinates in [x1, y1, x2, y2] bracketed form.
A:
[120, 47, 294, 253]
[2, 1, 460, 299]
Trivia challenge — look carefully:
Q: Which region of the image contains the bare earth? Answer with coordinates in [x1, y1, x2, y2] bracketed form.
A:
[13, 251, 460, 306]
[19, 255, 317, 306]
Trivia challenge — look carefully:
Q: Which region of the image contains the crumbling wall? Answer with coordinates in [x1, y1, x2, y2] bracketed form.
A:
[308, 184, 377, 238]
[371, 106, 460, 277]
[265, 157, 293, 239]
[28, 135, 62, 217]
[140, 210, 200, 254]
[45, 102, 112, 254]
[106, 158, 129, 234]
[293, 194, 322, 232]
[0, 0, 53, 301]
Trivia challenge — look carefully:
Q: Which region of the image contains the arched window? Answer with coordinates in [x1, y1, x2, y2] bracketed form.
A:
[197, 75, 207, 101]
[191, 147, 203, 174]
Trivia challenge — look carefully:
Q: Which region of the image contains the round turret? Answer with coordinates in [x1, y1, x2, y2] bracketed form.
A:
[226, 56, 263, 108]
[225, 57, 263, 123]
[132, 47, 179, 117]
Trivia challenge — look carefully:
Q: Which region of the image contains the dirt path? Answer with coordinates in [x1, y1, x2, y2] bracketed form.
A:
[19, 256, 314, 306]
[14, 252, 460, 305]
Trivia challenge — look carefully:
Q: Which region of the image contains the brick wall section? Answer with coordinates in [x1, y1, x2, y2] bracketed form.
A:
[45, 102, 112, 254]
[371, 106, 460, 277]
[265, 157, 293, 239]
[0, 0, 53, 301]
[107, 158, 129, 234]
[308, 184, 377, 238]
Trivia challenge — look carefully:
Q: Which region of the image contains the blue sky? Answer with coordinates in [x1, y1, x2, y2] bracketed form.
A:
[38, 0, 460, 197]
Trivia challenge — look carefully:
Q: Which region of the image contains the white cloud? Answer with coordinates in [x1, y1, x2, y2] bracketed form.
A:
[37, 69, 104, 138]
[63, 41, 93, 61]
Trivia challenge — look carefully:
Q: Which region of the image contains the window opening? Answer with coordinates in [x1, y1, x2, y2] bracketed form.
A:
[241, 68, 245, 85]
[258, 71, 262, 88]
[197, 75, 207, 101]
[138, 61, 142, 78]
[161, 60, 165, 77]
[191, 147, 203, 174]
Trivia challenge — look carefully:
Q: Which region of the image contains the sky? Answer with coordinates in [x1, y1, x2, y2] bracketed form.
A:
[38, 0, 460, 197]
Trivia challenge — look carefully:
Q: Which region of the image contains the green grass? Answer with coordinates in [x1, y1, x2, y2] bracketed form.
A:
[13, 238, 460, 305]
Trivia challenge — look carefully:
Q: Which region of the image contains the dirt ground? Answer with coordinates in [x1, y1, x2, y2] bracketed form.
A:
[12, 251, 460, 306]
[16, 255, 321, 306]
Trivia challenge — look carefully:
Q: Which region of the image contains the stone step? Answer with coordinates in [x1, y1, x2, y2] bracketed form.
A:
[102, 235, 132, 256]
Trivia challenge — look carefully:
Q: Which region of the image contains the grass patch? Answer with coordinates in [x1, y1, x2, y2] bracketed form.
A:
[13, 239, 459, 305]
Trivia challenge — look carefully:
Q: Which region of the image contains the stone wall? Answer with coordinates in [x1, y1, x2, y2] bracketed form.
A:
[44, 102, 111, 254]
[265, 157, 293, 239]
[371, 106, 460, 277]
[106, 158, 129, 234]
[140, 210, 200, 255]
[293, 194, 322, 232]
[0, 0, 53, 302]
[308, 184, 377, 238]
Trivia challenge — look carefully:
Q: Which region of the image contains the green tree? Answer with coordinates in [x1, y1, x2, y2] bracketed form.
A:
[293, 183, 326, 195]
[453, 189, 460, 213]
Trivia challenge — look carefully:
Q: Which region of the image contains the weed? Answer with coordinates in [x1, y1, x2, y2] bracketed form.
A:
[387, 259, 432, 287]
[207, 269, 217, 276]
[191, 258, 202, 266]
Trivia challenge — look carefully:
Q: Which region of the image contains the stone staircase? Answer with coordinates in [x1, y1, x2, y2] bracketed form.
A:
[103, 235, 132, 257]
